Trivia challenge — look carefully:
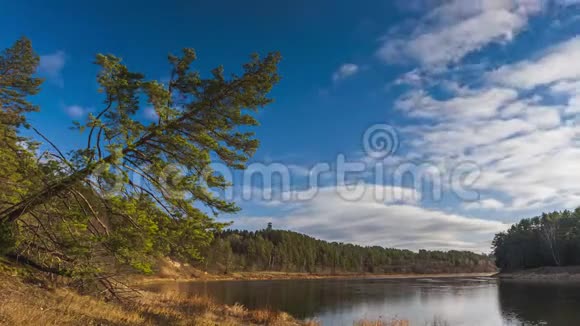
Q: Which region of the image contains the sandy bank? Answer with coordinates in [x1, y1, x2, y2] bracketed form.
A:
[498, 266, 580, 282]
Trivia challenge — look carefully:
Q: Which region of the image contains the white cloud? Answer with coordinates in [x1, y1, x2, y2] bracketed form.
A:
[380, 10, 526, 68]
[232, 184, 508, 252]
[332, 63, 360, 82]
[489, 36, 580, 88]
[378, 0, 543, 69]
[472, 126, 580, 210]
[464, 199, 505, 210]
[379, 30, 580, 215]
[399, 91, 580, 211]
[396, 110, 578, 213]
[396, 87, 518, 121]
[551, 80, 580, 94]
[39, 51, 66, 86]
[244, 184, 422, 208]
[524, 106, 561, 129]
[393, 69, 426, 87]
[64, 105, 89, 118]
[551, 80, 580, 113]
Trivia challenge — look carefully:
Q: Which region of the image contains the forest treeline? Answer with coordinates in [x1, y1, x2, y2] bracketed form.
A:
[492, 208, 580, 271]
[200, 226, 495, 274]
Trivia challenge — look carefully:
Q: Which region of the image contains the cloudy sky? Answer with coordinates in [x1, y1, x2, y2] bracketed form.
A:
[3, 0, 580, 253]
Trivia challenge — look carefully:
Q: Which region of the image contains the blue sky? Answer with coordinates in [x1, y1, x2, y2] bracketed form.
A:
[3, 0, 580, 252]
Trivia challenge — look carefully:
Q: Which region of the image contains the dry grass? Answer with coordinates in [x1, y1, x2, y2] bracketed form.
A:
[0, 277, 145, 325]
[135, 291, 305, 325]
[0, 272, 313, 326]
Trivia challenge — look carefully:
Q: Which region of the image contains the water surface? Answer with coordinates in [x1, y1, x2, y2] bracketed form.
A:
[143, 277, 580, 325]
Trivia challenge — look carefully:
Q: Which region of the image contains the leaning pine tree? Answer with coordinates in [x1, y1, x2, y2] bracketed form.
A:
[0, 37, 43, 255]
[0, 37, 280, 295]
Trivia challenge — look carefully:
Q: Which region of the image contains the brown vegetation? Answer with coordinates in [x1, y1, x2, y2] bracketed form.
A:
[0, 265, 318, 326]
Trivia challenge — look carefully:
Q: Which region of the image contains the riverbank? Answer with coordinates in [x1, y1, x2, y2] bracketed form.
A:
[498, 266, 580, 282]
[136, 270, 496, 284]
[131, 258, 496, 284]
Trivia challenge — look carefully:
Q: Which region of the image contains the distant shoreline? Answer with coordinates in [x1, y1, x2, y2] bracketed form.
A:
[137, 271, 497, 284]
[497, 266, 580, 282]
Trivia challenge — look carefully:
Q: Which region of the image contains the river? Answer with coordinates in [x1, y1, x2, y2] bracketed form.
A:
[143, 277, 580, 325]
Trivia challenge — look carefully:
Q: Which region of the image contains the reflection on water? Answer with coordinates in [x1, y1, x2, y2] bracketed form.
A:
[143, 277, 580, 325]
[499, 281, 580, 325]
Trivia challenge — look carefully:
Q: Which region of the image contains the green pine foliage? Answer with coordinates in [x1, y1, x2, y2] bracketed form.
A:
[0, 37, 282, 292]
[0, 37, 42, 127]
[0, 37, 43, 255]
